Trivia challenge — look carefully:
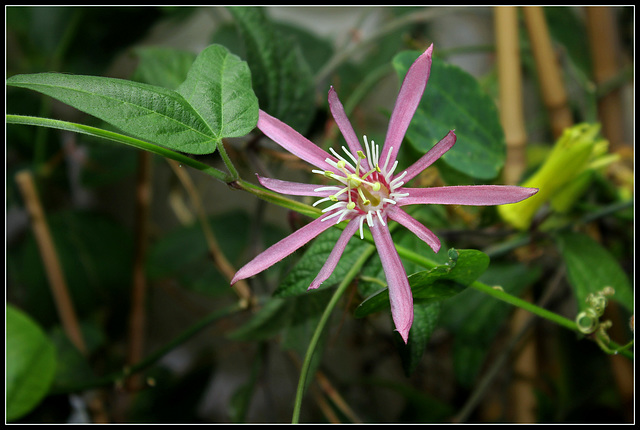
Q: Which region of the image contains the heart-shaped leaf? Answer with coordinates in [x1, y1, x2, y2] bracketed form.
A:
[7, 44, 258, 155]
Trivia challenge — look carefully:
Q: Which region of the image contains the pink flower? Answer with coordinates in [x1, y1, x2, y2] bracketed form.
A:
[231, 44, 538, 343]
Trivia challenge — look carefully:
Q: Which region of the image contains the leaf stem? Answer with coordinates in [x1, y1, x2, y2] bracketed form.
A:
[291, 245, 377, 423]
[217, 139, 240, 180]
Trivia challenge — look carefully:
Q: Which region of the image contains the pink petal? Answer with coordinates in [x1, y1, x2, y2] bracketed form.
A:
[257, 174, 333, 197]
[328, 87, 366, 167]
[401, 130, 456, 184]
[257, 109, 336, 171]
[387, 206, 441, 253]
[398, 185, 539, 207]
[309, 219, 359, 290]
[380, 44, 434, 170]
[231, 217, 335, 285]
[369, 221, 413, 344]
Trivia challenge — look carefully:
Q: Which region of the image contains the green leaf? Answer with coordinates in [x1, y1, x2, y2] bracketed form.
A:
[228, 297, 293, 342]
[7, 72, 216, 154]
[229, 289, 333, 354]
[544, 7, 592, 77]
[48, 324, 100, 393]
[228, 6, 315, 134]
[133, 46, 197, 89]
[355, 249, 490, 319]
[230, 290, 334, 395]
[393, 51, 506, 180]
[440, 262, 540, 386]
[556, 231, 634, 312]
[6, 305, 57, 422]
[356, 221, 450, 300]
[276, 22, 334, 75]
[273, 226, 371, 298]
[176, 44, 259, 142]
[229, 345, 266, 423]
[6, 44, 258, 155]
[397, 302, 441, 376]
[147, 211, 258, 296]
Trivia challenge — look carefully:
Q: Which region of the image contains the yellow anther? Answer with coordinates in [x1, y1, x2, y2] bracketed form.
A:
[330, 195, 339, 202]
[357, 150, 366, 159]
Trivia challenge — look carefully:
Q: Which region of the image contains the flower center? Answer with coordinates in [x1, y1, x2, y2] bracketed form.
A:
[311, 136, 409, 239]
[355, 175, 388, 211]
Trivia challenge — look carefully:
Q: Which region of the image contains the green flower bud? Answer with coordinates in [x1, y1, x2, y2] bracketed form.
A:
[499, 123, 613, 230]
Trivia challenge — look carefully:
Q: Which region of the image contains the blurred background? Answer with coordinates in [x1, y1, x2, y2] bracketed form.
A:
[6, 6, 634, 423]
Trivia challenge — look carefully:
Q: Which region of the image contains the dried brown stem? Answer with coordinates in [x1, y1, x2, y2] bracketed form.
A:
[167, 159, 254, 308]
[126, 151, 153, 391]
[15, 169, 87, 355]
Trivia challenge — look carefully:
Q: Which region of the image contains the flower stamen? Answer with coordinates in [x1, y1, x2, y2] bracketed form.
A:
[313, 135, 399, 229]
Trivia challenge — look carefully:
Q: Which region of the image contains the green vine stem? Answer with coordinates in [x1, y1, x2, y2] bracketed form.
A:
[6, 115, 234, 183]
[291, 244, 377, 424]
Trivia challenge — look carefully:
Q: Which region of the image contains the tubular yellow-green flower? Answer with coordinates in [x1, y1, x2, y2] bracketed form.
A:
[498, 123, 615, 230]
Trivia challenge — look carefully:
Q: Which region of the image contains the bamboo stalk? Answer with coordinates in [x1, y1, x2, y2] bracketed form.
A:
[523, 6, 573, 138]
[15, 170, 87, 355]
[585, 6, 625, 149]
[508, 293, 538, 423]
[495, 11, 537, 420]
[495, 6, 528, 185]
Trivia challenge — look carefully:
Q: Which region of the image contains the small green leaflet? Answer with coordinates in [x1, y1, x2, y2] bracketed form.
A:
[6, 44, 258, 155]
[393, 51, 506, 180]
[355, 248, 490, 319]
